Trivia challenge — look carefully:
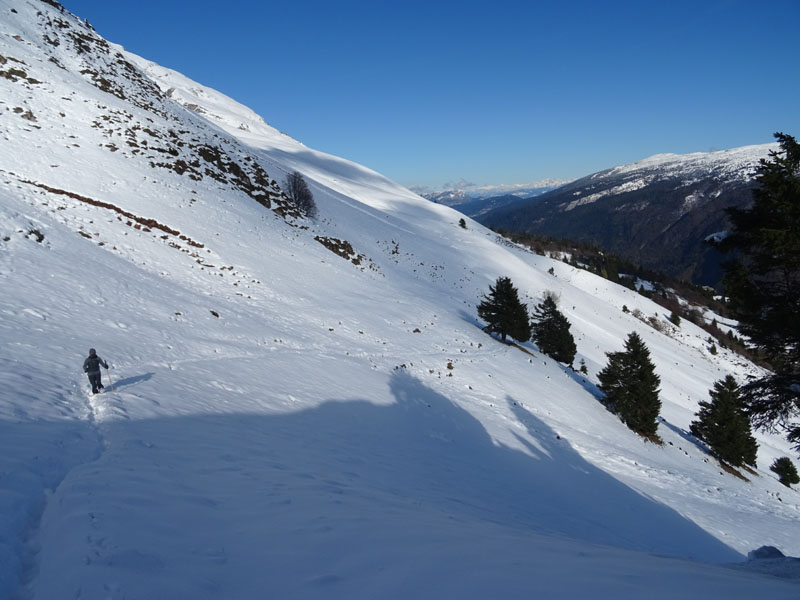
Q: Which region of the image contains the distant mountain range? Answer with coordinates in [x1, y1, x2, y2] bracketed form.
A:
[414, 180, 569, 208]
[469, 145, 774, 289]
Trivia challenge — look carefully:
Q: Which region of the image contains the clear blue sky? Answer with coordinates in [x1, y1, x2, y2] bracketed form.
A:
[61, 0, 800, 190]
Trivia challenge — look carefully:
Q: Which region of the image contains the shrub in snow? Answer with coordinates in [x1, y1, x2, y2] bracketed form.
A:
[647, 315, 667, 333]
[284, 171, 317, 219]
[27, 228, 44, 242]
[543, 289, 560, 305]
[770, 457, 800, 487]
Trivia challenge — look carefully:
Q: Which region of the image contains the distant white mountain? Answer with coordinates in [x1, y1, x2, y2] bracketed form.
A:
[1, 2, 799, 598]
[413, 179, 571, 206]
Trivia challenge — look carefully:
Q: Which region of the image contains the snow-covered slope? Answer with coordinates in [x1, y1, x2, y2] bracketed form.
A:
[1, 2, 799, 598]
[574, 144, 773, 209]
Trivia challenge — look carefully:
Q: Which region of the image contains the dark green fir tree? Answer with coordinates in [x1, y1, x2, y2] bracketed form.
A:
[690, 375, 758, 467]
[716, 132, 800, 449]
[597, 332, 661, 437]
[531, 296, 577, 366]
[770, 456, 800, 487]
[477, 276, 531, 343]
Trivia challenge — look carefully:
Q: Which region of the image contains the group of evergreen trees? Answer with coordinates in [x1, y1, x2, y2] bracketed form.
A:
[475, 132, 800, 482]
[477, 276, 576, 366]
[476, 275, 663, 436]
[476, 276, 663, 437]
[474, 279, 783, 478]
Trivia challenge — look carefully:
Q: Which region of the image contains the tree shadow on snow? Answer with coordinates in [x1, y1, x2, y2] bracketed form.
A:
[562, 367, 604, 400]
[6, 371, 750, 597]
[505, 395, 737, 560]
[456, 309, 539, 353]
[108, 370, 741, 562]
[111, 372, 155, 390]
[457, 308, 486, 333]
[658, 416, 711, 456]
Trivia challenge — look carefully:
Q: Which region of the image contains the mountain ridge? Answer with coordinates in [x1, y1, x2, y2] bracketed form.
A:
[475, 143, 775, 288]
[416, 179, 568, 208]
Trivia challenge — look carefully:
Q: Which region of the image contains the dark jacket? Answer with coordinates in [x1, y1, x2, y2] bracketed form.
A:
[83, 355, 108, 374]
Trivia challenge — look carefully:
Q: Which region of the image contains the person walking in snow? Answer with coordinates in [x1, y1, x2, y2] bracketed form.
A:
[83, 348, 109, 394]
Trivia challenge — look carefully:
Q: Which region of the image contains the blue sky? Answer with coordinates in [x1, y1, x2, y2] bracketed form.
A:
[62, 0, 800, 190]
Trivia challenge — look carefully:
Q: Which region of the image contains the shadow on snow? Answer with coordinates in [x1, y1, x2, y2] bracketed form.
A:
[3, 371, 748, 598]
[104, 370, 740, 562]
[111, 372, 155, 391]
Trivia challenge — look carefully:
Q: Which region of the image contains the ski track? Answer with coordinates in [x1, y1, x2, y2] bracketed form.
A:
[1, 369, 104, 600]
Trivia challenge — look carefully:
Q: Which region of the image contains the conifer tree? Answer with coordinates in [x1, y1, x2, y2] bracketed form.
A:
[531, 296, 577, 365]
[716, 133, 800, 449]
[690, 375, 758, 467]
[597, 332, 661, 437]
[770, 456, 800, 487]
[477, 276, 531, 343]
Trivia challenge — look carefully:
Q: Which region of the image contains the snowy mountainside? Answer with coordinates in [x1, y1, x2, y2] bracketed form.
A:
[477, 144, 776, 288]
[1, 1, 799, 598]
[557, 145, 771, 213]
[607, 145, 772, 181]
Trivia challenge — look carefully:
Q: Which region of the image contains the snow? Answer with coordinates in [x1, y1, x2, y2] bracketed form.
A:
[563, 177, 653, 211]
[608, 145, 773, 180]
[1, 1, 799, 598]
[562, 143, 775, 213]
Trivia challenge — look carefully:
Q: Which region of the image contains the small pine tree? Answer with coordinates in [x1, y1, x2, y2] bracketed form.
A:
[597, 332, 661, 437]
[669, 310, 681, 326]
[579, 358, 588, 375]
[531, 296, 577, 365]
[690, 375, 758, 467]
[770, 456, 800, 487]
[477, 276, 532, 343]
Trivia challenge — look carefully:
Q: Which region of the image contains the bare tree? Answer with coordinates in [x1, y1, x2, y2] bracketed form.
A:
[284, 171, 317, 218]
